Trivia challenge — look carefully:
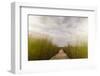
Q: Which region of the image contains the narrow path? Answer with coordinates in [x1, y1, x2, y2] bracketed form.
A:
[50, 49, 69, 60]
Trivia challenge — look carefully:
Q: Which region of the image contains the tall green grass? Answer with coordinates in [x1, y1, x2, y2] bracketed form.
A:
[63, 43, 88, 59]
[28, 36, 59, 60]
[28, 36, 88, 60]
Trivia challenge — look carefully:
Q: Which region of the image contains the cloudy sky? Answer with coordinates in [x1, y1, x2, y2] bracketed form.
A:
[29, 15, 88, 47]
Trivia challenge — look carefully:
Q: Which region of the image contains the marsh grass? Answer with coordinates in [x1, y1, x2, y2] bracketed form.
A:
[28, 36, 88, 60]
[63, 43, 88, 59]
[28, 36, 59, 60]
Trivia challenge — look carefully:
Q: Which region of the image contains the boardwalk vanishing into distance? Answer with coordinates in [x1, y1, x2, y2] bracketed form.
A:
[50, 49, 69, 60]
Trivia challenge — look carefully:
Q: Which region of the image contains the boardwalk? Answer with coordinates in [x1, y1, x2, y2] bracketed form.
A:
[50, 49, 69, 60]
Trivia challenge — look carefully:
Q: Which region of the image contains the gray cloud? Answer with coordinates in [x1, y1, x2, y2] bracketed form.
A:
[29, 15, 88, 47]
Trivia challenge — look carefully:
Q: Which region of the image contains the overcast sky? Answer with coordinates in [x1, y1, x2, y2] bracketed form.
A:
[29, 15, 88, 47]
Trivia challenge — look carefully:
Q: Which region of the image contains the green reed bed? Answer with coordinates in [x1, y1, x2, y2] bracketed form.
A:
[28, 36, 59, 60]
[28, 36, 88, 60]
[63, 43, 88, 59]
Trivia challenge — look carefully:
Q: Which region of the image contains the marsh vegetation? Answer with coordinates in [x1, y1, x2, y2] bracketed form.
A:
[28, 36, 88, 60]
[28, 15, 88, 61]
